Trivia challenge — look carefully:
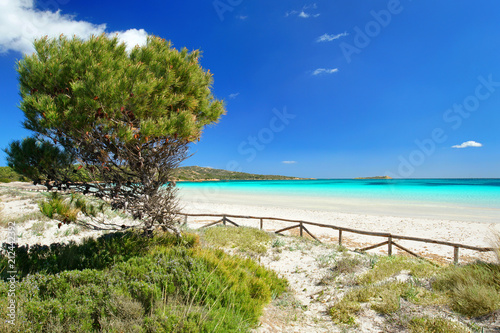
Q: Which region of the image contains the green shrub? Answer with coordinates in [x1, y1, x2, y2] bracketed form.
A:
[329, 299, 360, 325]
[334, 254, 364, 274]
[0, 230, 199, 279]
[0, 166, 28, 182]
[433, 262, 500, 317]
[0, 231, 287, 332]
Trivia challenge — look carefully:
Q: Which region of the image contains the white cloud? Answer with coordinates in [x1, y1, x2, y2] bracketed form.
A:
[312, 68, 338, 75]
[316, 32, 349, 43]
[286, 4, 319, 18]
[110, 29, 148, 52]
[282, 161, 297, 164]
[228, 92, 240, 99]
[0, 0, 147, 55]
[451, 141, 483, 149]
[237, 15, 248, 20]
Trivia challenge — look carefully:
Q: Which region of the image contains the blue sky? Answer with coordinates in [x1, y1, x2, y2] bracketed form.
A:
[1, 0, 499, 178]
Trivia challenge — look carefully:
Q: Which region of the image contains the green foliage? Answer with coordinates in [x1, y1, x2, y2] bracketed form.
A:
[4, 137, 74, 183]
[0, 166, 29, 182]
[0, 230, 197, 279]
[409, 317, 470, 333]
[329, 255, 450, 326]
[14, 34, 226, 232]
[329, 254, 500, 327]
[38, 192, 106, 224]
[334, 253, 365, 274]
[357, 255, 439, 285]
[18, 34, 224, 145]
[39, 192, 80, 223]
[433, 262, 500, 317]
[330, 280, 446, 326]
[0, 231, 286, 332]
[329, 298, 361, 325]
[201, 226, 272, 255]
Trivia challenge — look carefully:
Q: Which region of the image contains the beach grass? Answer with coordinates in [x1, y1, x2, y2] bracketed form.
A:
[201, 225, 273, 256]
[356, 255, 440, 285]
[329, 253, 500, 328]
[433, 261, 500, 317]
[0, 209, 50, 228]
[408, 316, 470, 333]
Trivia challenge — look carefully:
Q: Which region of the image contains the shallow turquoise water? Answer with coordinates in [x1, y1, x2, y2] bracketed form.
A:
[177, 179, 500, 209]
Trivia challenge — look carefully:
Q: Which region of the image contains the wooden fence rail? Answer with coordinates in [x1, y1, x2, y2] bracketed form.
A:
[179, 213, 496, 264]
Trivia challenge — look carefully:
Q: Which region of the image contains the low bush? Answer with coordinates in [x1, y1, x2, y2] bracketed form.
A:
[0, 230, 286, 332]
[0, 230, 198, 279]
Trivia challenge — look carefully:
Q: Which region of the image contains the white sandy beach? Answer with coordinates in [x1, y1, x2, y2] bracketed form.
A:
[1, 182, 499, 332]
[1, 182, 498, 263]
[178, 188, 500, 263]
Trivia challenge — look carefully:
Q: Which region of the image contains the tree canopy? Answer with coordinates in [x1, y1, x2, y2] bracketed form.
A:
[10, 34, 226, 233]
[4, 137, 74, 186]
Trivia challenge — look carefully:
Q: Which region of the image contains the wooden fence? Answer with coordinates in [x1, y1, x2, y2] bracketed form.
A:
[179, 213, 496, 264]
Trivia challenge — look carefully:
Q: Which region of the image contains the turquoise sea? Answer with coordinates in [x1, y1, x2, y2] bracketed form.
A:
[177, 179, 500, 210]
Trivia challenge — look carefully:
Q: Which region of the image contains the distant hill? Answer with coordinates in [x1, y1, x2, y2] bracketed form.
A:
[0, 165, 305, 183]
[174, 166, 306, 181]
[354, 176, 393, 180]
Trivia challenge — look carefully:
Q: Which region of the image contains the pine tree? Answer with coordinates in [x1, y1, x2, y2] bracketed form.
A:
[12, 34, 226, 234]
[4, 137, 73, 186]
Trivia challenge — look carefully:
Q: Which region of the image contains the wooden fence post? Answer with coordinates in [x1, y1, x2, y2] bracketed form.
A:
[260, 218, 263, 230]
[223, 215, 227, 226]
[184, 215, 188, 226]
[338, 230, 342, 246]
[454, 246, 459, 264]
[299, 222, 303, 237]
[388, 235, 393, 256]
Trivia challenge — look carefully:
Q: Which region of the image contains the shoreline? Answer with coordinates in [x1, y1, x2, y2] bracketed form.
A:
[2, 182, 498, 263]
[177, 187, 500, 224]
[178, 189, 500, 263]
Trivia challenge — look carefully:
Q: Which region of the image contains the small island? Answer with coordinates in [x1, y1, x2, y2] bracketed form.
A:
[354, 176, 393, 180]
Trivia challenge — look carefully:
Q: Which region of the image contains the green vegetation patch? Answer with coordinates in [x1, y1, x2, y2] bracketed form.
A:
[409, 316, 470, 333]
[39, 192, 107, 224]
[433, 262, 500, 317]
[0, 166, 29, 183]
[201, 226, 272, 255]
[0, 231, 287, 332]
[0, 230, 198, 279]
[357, 255, 440, 285]
[329, 253, 500, 329]
[329, 280, 446, 325]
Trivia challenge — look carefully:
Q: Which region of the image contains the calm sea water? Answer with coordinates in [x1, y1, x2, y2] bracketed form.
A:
[177, 179, 500, 209]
